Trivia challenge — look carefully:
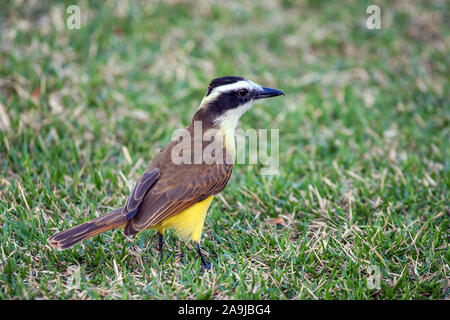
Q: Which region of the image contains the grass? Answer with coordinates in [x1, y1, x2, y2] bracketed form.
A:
[0, 0, 448, 299]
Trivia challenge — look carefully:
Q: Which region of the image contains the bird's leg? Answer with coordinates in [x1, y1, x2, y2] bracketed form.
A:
[157, 232, 164, 264]
[195, 242, 211, 270]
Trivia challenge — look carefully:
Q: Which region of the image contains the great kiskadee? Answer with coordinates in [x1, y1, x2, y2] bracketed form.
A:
[48, 76, 284, 269]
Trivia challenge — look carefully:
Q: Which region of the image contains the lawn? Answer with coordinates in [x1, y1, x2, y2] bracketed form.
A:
[0, 0, 448, 299]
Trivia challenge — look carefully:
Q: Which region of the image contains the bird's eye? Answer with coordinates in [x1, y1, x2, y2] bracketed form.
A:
[237, 89, 248, 96]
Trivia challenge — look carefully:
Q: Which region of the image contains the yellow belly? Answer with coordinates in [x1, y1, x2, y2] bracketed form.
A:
[151, 195, 214, 242]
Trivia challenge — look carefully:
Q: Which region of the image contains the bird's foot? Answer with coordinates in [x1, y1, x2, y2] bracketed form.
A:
[201, 260, 211, 271]
[195, 242, 212, 271]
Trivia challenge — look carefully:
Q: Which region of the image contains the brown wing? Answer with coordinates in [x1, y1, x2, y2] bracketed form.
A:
[121, 168, 160, 219]
[124, 139, 233, 235]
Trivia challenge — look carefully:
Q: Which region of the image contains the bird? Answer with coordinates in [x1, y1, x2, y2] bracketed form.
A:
[48, 76, 284, 269]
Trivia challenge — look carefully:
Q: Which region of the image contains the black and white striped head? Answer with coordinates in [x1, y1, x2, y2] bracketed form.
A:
[196, 76, 284, 127]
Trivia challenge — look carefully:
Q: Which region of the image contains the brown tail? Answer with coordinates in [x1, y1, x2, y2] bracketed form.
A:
[48, 208, 127, 249]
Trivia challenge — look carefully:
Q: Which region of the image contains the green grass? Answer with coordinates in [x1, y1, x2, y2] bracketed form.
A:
[0, 0, 448, 299]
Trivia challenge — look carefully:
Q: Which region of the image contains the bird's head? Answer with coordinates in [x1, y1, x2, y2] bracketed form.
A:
[193, 76, 284, 129]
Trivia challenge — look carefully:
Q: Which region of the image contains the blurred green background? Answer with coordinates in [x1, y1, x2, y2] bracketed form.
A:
[0, 0, 448, 299]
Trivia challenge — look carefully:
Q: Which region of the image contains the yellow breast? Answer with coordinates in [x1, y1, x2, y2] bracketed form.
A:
[152, 195, 214, 242]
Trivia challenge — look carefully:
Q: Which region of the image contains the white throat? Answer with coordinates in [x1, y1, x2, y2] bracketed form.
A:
[213, 101, 253, 152]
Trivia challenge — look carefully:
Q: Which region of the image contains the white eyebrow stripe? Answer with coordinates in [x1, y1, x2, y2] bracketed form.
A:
[213, 80, 262, 94]
[213, 81, 250, 93]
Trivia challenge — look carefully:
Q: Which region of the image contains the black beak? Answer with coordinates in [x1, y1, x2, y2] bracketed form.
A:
[256, 87, 285, 99]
